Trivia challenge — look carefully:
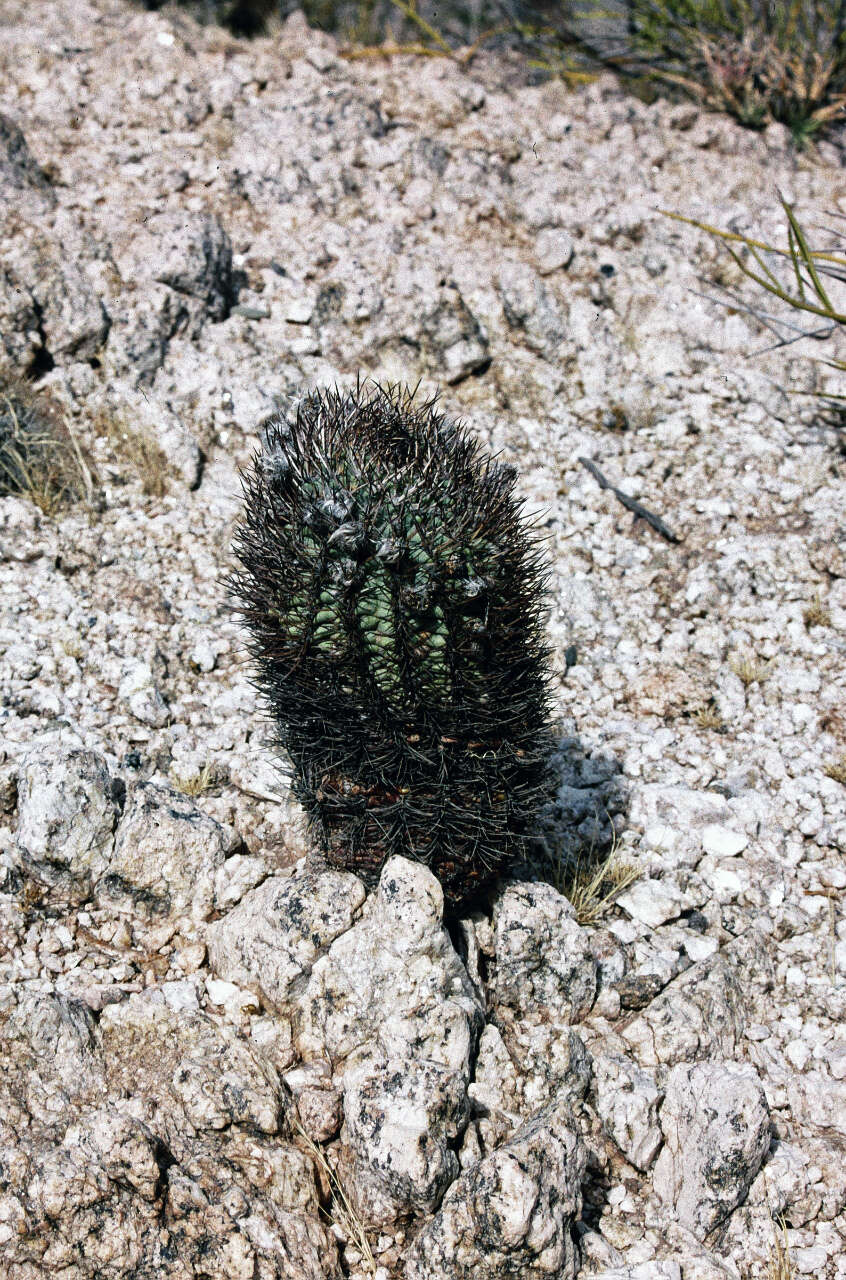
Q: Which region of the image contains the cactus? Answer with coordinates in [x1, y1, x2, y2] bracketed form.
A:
[230, 381, 553, 906]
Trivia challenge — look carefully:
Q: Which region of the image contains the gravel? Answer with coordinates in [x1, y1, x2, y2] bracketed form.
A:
[0, 1, 845, 1276]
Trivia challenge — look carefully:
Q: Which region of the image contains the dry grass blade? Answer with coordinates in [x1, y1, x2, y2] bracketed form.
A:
[783, 195, 836, 311]
[767, 1212, 795, 1279]
[292, 1117, 377, 1275]
[341, 39, 456, 59]
[662, 198, 846, 399]
[341, 3, 504, 64]
[388, 0, 453, 55]
[63, 416, 96, 508]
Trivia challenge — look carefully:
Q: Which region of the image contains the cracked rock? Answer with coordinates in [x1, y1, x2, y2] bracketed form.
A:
[465, 1023, 523, 1155]
[405, 1092, 586, 1280]
[212, 858, 483, 1227]
[115, 211, 235, 321]
[620, 948, 747, 1067]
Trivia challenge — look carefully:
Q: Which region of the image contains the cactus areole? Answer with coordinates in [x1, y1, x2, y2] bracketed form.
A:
[231, 382, 553, 906]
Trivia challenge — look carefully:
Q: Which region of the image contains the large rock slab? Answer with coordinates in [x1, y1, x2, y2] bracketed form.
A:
[210, 857, 484, 1224]
[2, 226, 110, 365]
[294, 857, 484, 1074]
[100, 992, 285, 1140]
[3, 993, 106, 1125]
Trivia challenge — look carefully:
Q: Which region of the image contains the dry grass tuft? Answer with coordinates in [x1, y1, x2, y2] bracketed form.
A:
[96, 410, 170, 498]
[0, 374, 94, 514]
[803, 593, 832, 629]
[555, 835, 641, 927]
[569, 0, 846, 145]
[766, 1213, 795, 1279]
[693, 703, 727, 731]
[729, 652, 773, 685]
[824, 755, 846, 786]
[171, 762, 216, 798]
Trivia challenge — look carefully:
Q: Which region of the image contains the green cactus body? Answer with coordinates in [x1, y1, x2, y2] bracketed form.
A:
[230, 381, 553, 907]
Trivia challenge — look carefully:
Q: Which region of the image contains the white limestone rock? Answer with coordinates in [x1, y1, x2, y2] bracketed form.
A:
[118, 659, 170, 727]
[98, 782, 232, 921]
[653, 1061, 771, 1240]
[592, 1052, 663, 1171]
[15, 744, 121, 900]
[404, 1092, 586, 1280]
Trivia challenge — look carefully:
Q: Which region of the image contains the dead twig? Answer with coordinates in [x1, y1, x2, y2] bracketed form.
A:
[578, 457, 681, 544]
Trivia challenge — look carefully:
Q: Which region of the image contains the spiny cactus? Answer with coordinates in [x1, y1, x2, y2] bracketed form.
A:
[230, 381, 553, 906]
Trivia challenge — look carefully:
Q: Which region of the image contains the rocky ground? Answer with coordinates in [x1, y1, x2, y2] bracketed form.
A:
[1, 1, 845, 1276]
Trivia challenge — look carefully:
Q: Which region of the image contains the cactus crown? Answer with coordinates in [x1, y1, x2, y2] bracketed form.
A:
[231, 381, 553, 906]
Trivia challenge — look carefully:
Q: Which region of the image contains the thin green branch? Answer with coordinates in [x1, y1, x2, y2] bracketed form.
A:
[661, 201, 846, 325]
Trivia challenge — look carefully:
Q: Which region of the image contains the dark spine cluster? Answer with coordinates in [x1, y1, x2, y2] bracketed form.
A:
[230, 382, 552, 906]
